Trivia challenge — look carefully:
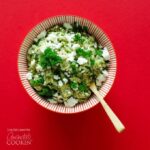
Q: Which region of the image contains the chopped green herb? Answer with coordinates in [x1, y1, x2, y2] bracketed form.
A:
[74, 34, 81, 41]
[30, 77, 44, 86]
[83, 26, 88, 32]
[90, 59, 95, 66]
[96, 48, 103, 56]
[40, 47, 62, 68]
[71, 62, 78, 74]
[38, 87, 54, 97]
[78, 83, 88, 92]
[70, 82, 78, 89]
[74, 33, 85, 43]
[76, 48, 92, 58]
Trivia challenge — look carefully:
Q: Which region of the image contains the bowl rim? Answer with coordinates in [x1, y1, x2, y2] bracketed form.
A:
[18, 15, 117, 114]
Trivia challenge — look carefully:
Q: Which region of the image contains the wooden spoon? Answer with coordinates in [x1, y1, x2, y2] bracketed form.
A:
[90, 82, 125, 133]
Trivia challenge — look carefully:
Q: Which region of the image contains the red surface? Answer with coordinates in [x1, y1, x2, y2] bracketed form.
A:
[0, 0, 150, 149]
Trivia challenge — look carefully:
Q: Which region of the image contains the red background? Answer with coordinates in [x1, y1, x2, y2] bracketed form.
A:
[0, 0, 150, 149]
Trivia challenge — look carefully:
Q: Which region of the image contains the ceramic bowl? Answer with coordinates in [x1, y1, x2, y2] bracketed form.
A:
[18, 15, 117, 114]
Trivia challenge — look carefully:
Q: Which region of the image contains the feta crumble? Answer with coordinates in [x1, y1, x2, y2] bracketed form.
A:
[54, 75, 60, 80]
[36, 64, 43, 72]
[64, 97, 78, 107]
[102, 70, 109, 77]
[26, 72, 32, 80]
[63, 78, 68, 84]
[63, 23, 73, 30]
[37, 30, 47, 39]
[102, 47, 110, 61]
[31, 59, 35, 66]
[97, 74, 106, 82]
[58, 80, 63, 87]
[77, 57, 88, 65]
[67, 51, 76, 62]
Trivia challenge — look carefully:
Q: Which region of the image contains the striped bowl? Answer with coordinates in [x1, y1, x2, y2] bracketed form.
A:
[18, 15, 117, 114]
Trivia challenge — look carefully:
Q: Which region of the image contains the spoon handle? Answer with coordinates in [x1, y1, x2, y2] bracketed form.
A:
[90, 83, 125, 133]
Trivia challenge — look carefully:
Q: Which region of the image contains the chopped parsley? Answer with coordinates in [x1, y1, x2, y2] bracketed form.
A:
[78, 83, 88, 92]
[40, 47, 62, 68]
[30, 76, 44, 86]
[96, 48, 103, 56]
[38, 87, 54, 98]
[70, 82, 78, 90]
[74, 33, 84, 43]
[90, 59, 95, 66]
[83, 26, 88, 32]
[71, 62, 78, 74]
[76, 48, 92, 58]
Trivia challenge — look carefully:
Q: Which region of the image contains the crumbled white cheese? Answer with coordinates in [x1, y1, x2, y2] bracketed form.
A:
[39, 42, 48, 53]
[31, 59, 35, 66]
[34, 75, 39, 80]
[102, 70, 109, 77]
[72, 44, 80, 50]
[77, 57, 88, 65]
[58, 80, 63, 87]
[96, 80, 102, 86]
[67, 51, 76, 62]
[63, 78, 68, 84]
[47, 42, 62, 50]
[40, 46, 47, 53]
[96, 73, 107, 86]
[63, 23, 73, 30]
[102, 47, 110, 61]
[46, 32, 58, 43]
[67, 90, 72, 95]
[36, 64, 43, 72]
[97, 74, 106, 82]
[53, 92, 59, 97]
[65, 34, 74, 42]
[54, 43, 62, 49]
[48, 99, 57, 104]
[40, 41, 61, 52]
[34, 38, 38, 42]
[70, 56, 76, 62]
[54, 75, 60, 80]
[64, 72, 70, 77]
[64, 97, 78, 107]
[94, 43, 97, 48]
[58, 50, 67, 59]
[26, 72, 32, 80]
[37, 30, 46, 39]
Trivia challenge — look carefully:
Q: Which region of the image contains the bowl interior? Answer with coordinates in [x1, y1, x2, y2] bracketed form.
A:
[18, 15, 117, 114]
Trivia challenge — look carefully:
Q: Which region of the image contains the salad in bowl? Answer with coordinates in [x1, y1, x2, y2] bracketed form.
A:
[18, 15, 116, 113]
